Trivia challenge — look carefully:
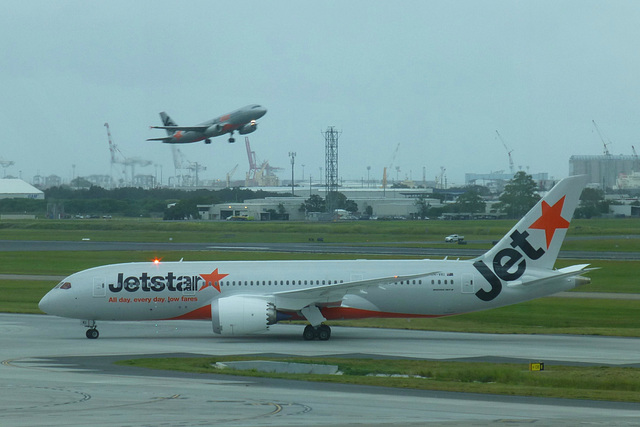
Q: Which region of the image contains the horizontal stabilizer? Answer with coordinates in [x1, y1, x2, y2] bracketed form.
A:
[506, 264, 595, 288]
[146, 136, 174, 142]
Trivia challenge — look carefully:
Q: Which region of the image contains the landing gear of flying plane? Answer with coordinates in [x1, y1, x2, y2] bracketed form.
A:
[205, 138, 211, 144]
[83, 320, 99, 339]
[228, 137, 235, 143]
[303, 324, 331, 341]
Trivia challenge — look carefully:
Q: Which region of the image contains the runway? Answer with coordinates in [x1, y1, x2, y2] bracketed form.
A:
[2, 313, 640, 426]
[2, 239, 639, 260]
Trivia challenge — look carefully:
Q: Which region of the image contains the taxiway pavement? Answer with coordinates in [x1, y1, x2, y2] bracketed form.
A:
[2, 313, 640, 426]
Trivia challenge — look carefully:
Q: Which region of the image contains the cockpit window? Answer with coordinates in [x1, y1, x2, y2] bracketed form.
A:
[56, 282, 72, 290]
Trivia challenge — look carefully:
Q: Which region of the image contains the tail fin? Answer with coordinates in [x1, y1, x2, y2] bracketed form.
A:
[159, 112, 177, 135]
[478, 175, 588, 271]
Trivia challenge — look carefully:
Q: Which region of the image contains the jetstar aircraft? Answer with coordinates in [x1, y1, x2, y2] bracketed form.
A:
[39, 175, 593, 341]
[147, 104, 267, 144]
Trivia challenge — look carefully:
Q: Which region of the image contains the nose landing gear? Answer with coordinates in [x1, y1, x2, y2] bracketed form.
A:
[83, 320, 99, 339]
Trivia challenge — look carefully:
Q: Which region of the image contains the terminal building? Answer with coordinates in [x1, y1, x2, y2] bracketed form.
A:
[198, 187, 442, 221]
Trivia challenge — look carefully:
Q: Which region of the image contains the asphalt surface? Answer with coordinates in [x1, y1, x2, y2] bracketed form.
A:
[1, 239, 639, 260]
[2, 313, 640, 426]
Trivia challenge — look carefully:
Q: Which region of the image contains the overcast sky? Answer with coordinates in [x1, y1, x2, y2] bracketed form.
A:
[1, 1, 639, 187]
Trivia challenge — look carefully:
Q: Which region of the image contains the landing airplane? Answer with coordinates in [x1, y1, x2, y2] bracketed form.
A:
[39, 175, 593, 341]
[147, 104, 267, 144]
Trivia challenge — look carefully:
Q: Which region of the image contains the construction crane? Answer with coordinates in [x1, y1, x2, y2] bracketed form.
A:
[592, 120, 612, 156]
[226, 164, 239, 188]
[495, 130, 515, 175]
[104, 123, 152, 186]
[382, 143, 401, 191]
[244, 137, 282, 186]
[438, 166, 447, 189]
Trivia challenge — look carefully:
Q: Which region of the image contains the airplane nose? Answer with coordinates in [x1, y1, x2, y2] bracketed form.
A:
[38, 292, 53, 314]
[39, 290, 67, 316]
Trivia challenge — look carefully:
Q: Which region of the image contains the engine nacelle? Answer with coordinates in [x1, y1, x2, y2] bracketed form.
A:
[211, 295, 277, 335]
[238, 122, 257, 135]
[206, 124, 223, 136]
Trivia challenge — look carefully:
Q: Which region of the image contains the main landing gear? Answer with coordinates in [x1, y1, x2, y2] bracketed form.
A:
[303, 324, 331, 341]
[83, 320, 99, 339]
[228, 131, 235, 143]
[205, 138, 211, 144]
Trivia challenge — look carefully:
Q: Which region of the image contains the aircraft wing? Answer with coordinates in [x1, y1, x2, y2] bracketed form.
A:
[150, 125, 210, 132]
[273, 271, 440, 311]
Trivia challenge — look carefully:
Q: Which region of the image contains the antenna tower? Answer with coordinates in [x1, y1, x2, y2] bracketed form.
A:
[324, 127, 340, 213]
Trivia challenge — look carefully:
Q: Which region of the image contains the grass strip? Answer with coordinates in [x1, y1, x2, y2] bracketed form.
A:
[116, 356, 640, 403]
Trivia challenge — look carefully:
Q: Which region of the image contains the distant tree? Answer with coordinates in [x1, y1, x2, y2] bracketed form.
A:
[299, 194, 326, 213]
[344, 199, 358, 213]
[455, 188, 486, 214]
[575, 187, 609, 218]
[163, 199, 200, 220]
[496, 171, 540, 218]
[414, 196, 430, 219]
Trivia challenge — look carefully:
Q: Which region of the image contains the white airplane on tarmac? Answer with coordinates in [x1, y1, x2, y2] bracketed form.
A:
[147, 104, 267, 144]
[39, 175, 593, 341]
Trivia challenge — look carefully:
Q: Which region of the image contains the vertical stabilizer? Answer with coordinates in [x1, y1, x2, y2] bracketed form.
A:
[478, 175, 588, 271]
[159, 112, 177, 135]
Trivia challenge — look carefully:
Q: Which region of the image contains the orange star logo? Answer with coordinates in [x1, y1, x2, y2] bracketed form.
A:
[199, 268, 229, 292]
[529, 196, 570, 249]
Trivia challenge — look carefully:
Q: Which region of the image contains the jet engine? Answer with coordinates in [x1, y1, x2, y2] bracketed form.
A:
[238, 122, 257, 135]
[206, 124, 223, 135]
[211, 295, 277, 335]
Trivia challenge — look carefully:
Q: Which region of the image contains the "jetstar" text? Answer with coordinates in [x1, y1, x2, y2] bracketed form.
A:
[108, 273, 205, 293]
[473, 230, 545, 301]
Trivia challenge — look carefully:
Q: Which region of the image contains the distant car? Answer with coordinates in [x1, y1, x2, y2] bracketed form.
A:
[445, 234, 464, 242]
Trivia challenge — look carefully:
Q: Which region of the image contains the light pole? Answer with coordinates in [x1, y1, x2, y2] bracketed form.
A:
[289, 152, 296, 195]
[367, 165, 371, 188]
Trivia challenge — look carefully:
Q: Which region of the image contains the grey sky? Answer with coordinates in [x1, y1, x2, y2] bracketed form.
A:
[1, 1, 639, 186]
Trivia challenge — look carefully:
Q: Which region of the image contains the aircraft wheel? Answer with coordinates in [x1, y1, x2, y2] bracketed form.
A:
[205, 138, 211, 144]
[228, 137, 235, 143]
[86, 329, 99, 339]
[317, 325, 331, 341]
[303, 325, 316, 341]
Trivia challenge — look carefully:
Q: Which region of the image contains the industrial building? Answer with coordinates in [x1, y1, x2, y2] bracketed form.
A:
[569, 154, 638, 189]
[197, 187, 442, 221]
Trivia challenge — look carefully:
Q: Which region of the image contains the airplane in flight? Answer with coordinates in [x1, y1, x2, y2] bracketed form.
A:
[147, 104, 267, 144]
[39, 175, 593, 341]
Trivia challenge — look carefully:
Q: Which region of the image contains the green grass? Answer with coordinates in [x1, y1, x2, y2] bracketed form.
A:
[0, 280, 56, 313]
[117, 356, 640, 403]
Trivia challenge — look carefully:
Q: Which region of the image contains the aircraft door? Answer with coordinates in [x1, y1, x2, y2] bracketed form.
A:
[461, 274, 475, 294]
[93, 277, 106, 297]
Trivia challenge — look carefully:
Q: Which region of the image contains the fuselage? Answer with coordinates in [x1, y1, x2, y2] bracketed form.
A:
[39, 258, 582, 323]
[167, 104, 266, 143]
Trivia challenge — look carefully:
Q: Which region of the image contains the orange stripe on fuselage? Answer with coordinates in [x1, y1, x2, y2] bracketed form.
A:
[168, 305, 446, 322]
